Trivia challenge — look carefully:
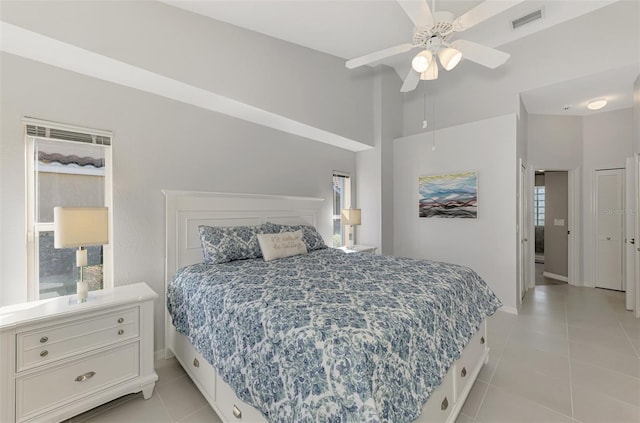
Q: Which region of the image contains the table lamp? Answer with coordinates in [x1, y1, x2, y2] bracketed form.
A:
[53, 207, 109, 302]
[341, 208, 361, 248]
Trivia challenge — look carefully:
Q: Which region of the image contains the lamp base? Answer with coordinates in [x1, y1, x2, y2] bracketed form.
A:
[77, 281, 89, 303]
[69, 295, 93, 305]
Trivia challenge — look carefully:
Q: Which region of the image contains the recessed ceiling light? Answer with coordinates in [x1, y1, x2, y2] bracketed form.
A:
[587, 99, 607, 111]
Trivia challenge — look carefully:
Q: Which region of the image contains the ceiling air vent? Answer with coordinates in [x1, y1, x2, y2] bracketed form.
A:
[512, 9, 543, 30]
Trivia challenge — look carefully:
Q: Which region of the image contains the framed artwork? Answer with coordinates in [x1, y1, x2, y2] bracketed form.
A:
[419, 171, 478, 218]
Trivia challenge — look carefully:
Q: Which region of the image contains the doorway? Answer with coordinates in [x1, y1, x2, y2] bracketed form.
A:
[534, 171, 569, 286]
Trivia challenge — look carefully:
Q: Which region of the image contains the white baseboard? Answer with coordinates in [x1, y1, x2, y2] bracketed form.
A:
[543, 271, 568, 282]
[499, 306, 518, 315]
[154, 349, 167, 362]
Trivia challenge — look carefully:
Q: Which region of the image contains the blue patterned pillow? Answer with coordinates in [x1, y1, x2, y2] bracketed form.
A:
[198, 225, 267, 264]
[263, 222, 327, 251]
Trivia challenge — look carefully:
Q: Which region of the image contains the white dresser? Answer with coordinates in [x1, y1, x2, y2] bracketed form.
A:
[0, 283, 158, 423]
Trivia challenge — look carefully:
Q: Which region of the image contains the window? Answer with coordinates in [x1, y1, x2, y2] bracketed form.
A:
[26, 119, 112, 300]
[534, 186, 545, 226]
[332, 172, 351, 247]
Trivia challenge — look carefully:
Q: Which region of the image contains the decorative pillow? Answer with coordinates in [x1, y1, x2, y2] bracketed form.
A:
[198, 224, 267, 264]
[263, 222, 327, 251]
[257, 230, 308, 262]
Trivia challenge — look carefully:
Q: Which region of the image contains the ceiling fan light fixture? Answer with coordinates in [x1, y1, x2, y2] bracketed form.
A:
[420, 59, 438, 80]
[587, 98, 607, 111]
[411, 50, 433, 73]
[438, 47, 462, 71]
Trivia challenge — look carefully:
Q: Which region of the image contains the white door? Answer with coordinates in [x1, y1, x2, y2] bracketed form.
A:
[625, 158, 637, 310]
[595, 169, 624, 291]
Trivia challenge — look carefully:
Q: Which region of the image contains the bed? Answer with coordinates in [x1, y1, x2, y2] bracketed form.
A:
[163, 190, 501, 423]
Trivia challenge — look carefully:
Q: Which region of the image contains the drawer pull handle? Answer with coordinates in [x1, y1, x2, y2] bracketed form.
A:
[461, 366, 467, 377]
[480, 336, 485, 344]
[193, 358, 199, 368]
[441, 397, 448, 411]
[118, 329, 124, 335]
[232, 404, 242, 419]
[40, 336, 48, 343]
[117, 317, 124, 324]
[75, 371, 96, 382]
[40, 350, 48, 357]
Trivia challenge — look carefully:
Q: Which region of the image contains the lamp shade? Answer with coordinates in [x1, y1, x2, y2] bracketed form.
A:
[411, 50, 433, 73]
[54, 207, 109, 248]
[438, 47, 462, 71]
[341, 208, 362, 226]
[420, 59, 438, 80]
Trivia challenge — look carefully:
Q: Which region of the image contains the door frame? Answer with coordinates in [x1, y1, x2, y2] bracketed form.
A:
[518, 159, 529, 304]
[568, 168, 580, 286]
[625, 157, 637, 310]
[528, 166, 579, 288]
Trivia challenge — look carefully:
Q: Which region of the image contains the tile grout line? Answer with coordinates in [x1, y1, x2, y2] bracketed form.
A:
[472, 312, 517, 420]
[153, 382, 178, 422]
[566, 338, 640, 379]
[175, 403, 210, 423]
[486, 383, 576, 421]
[617, 320, 640, 358]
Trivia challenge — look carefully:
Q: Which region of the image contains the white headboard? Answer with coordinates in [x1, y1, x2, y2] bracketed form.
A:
[163, 190, 325, 355]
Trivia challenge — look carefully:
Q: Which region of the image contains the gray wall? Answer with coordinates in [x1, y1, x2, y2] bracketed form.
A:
[635, 75, 640, 154]
[0, 1, 374, 146]
[527, 115, 584, 170]
[402, 1, 639, 136]
[356, 66, 402, 254]
[393, 114, 518, 311]
[0, 2, 372, 348]
[544, 172, 569, 278]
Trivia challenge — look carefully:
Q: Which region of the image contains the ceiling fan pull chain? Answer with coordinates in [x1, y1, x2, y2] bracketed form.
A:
[422, 93, 428, 129]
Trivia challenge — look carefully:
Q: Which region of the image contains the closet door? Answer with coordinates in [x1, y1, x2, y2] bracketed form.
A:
[595, 169, 624, 291]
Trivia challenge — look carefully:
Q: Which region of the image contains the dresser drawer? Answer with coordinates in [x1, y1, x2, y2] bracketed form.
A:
[418, 367, 455, 423]
[215, 374, 264, 423]
[455, 325, 486, 399]
[17, 308, 139, 372]
[173, 331, 216, 400]
[16, 341, 140, 421]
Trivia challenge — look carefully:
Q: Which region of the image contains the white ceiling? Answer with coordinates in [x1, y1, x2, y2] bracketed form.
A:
[163, 0, 637, 116]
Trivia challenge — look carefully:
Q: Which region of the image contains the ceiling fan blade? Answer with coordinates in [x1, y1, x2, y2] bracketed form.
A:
[452, 39, 510, 69]
[454, 0, 527, 31]
[346, 43, 415, 69]
[397, 0, 435, 28]
[400, 69, 420, 92]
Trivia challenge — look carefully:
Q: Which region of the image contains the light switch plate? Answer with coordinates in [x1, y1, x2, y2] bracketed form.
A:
[554, 219, 565, 226]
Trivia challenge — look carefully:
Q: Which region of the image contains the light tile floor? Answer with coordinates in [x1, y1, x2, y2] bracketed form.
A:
[68, 284, 640, 423]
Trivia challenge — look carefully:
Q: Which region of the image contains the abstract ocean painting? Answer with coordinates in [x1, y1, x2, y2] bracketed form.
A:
[419, 171, 478, 218]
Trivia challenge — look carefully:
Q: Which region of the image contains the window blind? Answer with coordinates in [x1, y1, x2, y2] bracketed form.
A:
[24, 119, 112, 146]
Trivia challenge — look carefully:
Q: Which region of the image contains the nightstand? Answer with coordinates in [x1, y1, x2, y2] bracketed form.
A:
[0, 283, 158, 423]
[339, 245, 377, 254]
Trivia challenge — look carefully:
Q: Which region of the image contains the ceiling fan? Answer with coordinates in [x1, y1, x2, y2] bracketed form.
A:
[346, 0, 525, 92]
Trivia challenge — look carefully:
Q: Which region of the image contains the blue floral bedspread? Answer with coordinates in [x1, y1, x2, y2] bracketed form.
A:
[167, 249, 502, 422]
